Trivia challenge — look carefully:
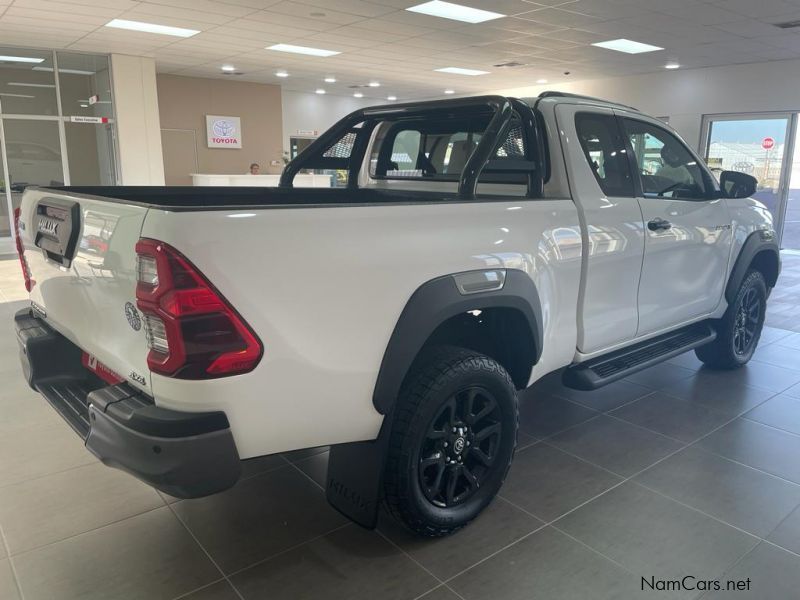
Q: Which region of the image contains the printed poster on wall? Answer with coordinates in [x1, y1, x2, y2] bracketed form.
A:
[206, 115, 242, 149]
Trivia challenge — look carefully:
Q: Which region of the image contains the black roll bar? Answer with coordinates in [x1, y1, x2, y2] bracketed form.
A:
[279, 94, 543, 199]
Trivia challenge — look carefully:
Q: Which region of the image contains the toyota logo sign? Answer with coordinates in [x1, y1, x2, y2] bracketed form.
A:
[206, 115, 242, 148]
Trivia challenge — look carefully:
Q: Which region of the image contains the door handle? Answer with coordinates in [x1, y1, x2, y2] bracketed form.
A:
[648, 218, 672, 232]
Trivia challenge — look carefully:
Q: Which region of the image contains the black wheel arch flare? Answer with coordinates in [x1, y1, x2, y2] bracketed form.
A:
[372, 269, 544, 415]
[725, 230, 780, 305]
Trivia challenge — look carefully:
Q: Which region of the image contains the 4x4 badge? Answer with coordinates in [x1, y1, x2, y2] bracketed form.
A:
[124, 302, 142, 331]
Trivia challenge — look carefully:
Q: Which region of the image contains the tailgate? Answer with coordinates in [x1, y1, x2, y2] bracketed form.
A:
[18, 187, 151, 392]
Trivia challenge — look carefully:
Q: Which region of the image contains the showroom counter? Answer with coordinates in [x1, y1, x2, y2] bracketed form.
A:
[191, 173, 332, 187]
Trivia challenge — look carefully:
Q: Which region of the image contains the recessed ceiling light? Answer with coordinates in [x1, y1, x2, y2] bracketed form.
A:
[275, 71, 289, 78]
[665, 62, 680, 69]
[387, 95, 397, 101]
[8, 82, 55, 88]
[406, 0, 504, 23]
[315, 88, 326, 94]
[444, 89, 455, 94]
[353, 92, 364, 98]
[536, 78, 548, 84]
[221, 65, 236, 72]
[105, 18, 199, 37]
[33, 66, 94, 75]
[267, 43, 340, 57]
[435, 67, 489, 76]
[80, 103, 88, 107]
[0, 55, 44, 64]
[368, 81, 380, 87]
[0, 93, 35, 98]
[591, 38, 663, 54]
[324, 76, 336, 83]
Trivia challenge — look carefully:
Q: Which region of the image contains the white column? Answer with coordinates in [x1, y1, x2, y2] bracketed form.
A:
[110, 54, 165, 185]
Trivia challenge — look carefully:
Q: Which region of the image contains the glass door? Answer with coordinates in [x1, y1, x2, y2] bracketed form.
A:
[701, 114, 796, 247]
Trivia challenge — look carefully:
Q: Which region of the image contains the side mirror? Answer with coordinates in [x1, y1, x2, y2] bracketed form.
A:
[719, 170, 757, 199]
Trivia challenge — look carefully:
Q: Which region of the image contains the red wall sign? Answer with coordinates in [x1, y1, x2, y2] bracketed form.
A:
[762, 137, 775, 150]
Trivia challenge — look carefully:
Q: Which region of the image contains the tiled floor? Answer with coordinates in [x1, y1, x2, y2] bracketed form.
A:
[1, 255, 800, 599]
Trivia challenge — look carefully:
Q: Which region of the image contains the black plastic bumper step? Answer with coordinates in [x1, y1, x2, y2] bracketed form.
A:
[563, 322, 716, 391]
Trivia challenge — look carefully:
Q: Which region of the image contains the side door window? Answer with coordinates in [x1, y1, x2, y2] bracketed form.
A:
[574, 112, 634, 197]
[621, 118, 709, 200]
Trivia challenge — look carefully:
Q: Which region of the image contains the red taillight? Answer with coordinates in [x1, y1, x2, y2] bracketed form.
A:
[135, 238, 262, 379]
[13, 207, 34, 292]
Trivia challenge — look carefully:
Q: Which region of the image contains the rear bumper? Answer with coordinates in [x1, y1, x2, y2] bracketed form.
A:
[14, 307, 241, 498]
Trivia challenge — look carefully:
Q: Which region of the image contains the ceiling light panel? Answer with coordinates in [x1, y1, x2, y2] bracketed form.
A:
[591, 38, 664, 54]
[267, 44, 340, 57]
[435, 67, 490, 75]
[105, 19, 200, 38]
[0, 55, 44, 64]
[406, 1, 505, 24]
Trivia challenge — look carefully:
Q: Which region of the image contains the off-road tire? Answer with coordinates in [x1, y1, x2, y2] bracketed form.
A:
[695, 269, 767, 369]
[383, 346, 518, 537]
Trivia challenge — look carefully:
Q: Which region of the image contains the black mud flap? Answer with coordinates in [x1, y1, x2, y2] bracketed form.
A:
[325, 413, 393, 529]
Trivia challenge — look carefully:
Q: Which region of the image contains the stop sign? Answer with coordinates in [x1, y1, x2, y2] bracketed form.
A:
[762, 137, 775, 150]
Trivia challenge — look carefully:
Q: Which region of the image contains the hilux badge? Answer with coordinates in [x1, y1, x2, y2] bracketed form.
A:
[124, 302, 142, 331]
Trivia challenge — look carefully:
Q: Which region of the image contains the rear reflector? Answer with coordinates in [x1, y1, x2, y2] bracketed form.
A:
[13, 207, 34, 292]
[134, 239, 263, 379]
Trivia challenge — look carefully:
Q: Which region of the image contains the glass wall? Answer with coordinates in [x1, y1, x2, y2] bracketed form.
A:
[0, 48, 117, 242]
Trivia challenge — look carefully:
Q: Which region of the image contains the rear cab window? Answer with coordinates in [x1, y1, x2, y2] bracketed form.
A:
[574, 112, 634, 198]
[368, 110, 537, 192]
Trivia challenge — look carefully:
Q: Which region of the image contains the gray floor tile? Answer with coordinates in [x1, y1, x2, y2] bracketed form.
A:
[549, 414, 684, 477]
[772, 331, 800, 349]
[0, 462, 164, 555]
[758, 326, 795, 346]
[180, 580, 240, 600]
[744, 393, 800, 436]
[377, 497, 543, 580]
[417, 586, 462, 600]
[667, 349, 705, 371]
[0, 559, 20, 600]
[0, 421, 96, 488]
[556, 482, 757, 584]
[499, 443, 622, 522]
[0, 388, 64, 435]
[554, 380, 655, 413]
[635, 446, 800, 537]
[624, 362, 695, 390]
[172, 465, 347, 574]
[691, 361, 800, 394]
[752, 343, 800, 371]
[703, 542, 800, 600]
[785, 381, 800, 399]
[766, 504, 800, 555]
[231, 524, 438, 600]
[610, 392, 733, 443]
[449, 526, 642, 600]
[661, 374, 775, 417]
[699, 418, 800, 484]
[240, 454, 288, 480]
[13, 506, 219, 600]
[295, 451, 328, 488]
[518, 392, 598, 439]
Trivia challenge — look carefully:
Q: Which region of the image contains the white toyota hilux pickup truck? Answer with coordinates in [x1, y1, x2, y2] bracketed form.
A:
[13, 93, 779, 537]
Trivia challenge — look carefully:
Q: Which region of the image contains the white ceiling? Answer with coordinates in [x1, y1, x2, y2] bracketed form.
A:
[2, 0, 800, 99]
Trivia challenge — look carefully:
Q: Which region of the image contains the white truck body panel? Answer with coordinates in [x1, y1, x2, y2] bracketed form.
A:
[20, 188, 151, 392]
[141, 199, 581, 457]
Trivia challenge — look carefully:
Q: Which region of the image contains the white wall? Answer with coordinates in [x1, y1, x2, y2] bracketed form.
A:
[110, 54, 164, 184]
[281, 90, 385, 151]
[492, 57, 800, 151]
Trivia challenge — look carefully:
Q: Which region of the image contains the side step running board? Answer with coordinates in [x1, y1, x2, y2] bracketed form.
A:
[563, 322, 716, 391]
